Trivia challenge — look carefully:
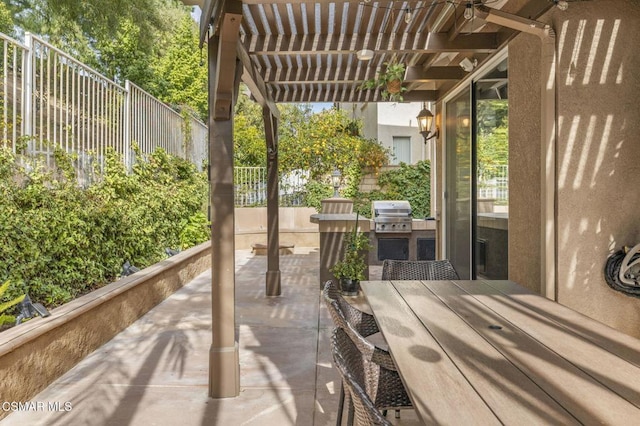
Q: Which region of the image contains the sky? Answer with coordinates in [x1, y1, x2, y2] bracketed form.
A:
[310, 103, 333, 113]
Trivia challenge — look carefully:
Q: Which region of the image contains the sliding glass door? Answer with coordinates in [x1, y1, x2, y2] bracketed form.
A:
[445, 90, 473, 279]
[475, 59, 509, 279]
[445, 57, 508, 280]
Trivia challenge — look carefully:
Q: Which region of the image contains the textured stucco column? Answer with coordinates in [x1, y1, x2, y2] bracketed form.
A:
[311, 199, 370, 288]
[208, 33, 240, 398]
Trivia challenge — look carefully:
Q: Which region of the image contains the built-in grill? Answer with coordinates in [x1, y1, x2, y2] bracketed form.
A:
[372, 200, 413, 233]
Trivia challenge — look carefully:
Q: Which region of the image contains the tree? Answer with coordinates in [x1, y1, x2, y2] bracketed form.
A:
[233, 90, 266, 167]
[4, 0, 191, 91]
[94, 18, 156, 86]
[278, 107, 388, 179]
[0, 2, 14, 35]
[477, 99, 508, 179]
[151, 14, 208, 120]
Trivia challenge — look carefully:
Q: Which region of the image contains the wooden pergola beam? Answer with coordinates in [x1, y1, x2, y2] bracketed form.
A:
[245, 32, 498, 55]
[237, 42, 280, 119]
[270, 88, 439, 103]
[262, 65, 465, 84]
[405, 66, 468, 82]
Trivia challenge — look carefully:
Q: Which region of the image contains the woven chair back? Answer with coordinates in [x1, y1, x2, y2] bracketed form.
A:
[332, 328, 393, 426]
[381, 259, 460, 281]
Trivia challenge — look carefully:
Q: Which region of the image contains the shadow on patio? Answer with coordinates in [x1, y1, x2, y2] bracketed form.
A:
[1, 248, 420, 425]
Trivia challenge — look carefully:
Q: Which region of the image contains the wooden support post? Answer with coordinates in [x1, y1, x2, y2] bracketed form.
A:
[264, 106, 281, 296]
[208, 26, 241, 397]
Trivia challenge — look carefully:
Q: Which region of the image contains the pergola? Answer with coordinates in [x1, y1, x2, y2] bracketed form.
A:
[190, 0, 555, 398]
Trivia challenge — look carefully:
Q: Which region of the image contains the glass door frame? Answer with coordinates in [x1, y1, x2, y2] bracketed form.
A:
[440, 49, 508, 278]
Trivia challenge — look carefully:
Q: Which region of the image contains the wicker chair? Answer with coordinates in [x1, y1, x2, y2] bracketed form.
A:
[323, 281, 412, 425]
[331, 327, 393, 426]
[381, 259, 460, 281]
[323, 280, 379, 338]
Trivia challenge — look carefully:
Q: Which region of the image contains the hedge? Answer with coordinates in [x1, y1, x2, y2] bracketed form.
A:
[0, 145, 210, 311]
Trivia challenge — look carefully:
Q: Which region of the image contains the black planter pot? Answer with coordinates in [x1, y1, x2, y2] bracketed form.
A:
[339, 278, 360, 296]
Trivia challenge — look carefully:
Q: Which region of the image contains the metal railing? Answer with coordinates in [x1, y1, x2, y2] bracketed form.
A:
[478, 164, 508, 201]
[234, 167, 309, 207]
[0, 32, 208, 180]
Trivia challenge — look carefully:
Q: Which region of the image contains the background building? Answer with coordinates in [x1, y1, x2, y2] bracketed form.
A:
[339, 102, 433, 165]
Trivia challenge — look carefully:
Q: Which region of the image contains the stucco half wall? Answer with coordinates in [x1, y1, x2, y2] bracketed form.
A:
[0, 242, 211, 416]
[234, 207, 319, 249]
[509, 0, 640, 338]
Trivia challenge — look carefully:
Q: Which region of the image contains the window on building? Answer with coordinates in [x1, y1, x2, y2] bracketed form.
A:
[392, 136, 411, 165]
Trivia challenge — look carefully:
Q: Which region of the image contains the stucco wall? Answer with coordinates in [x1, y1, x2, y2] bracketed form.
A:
[376, 124, 428, 164]
[510, 0, 640, 338]
[509, 34, 543, 294]
[342, 102, 429, 165]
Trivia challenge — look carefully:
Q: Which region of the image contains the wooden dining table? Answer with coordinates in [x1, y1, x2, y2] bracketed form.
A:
[360, 279, 640, 425]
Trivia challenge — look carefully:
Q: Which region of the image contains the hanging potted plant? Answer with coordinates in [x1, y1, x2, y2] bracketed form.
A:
[330, 230, 371, 296]
[360, 61, 407, 102]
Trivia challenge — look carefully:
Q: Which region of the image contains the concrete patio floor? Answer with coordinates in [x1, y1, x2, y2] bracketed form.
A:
[2, 248, 421, 425]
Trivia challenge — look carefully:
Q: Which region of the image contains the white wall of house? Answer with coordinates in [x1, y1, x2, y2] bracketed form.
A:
[341, 102, 432, 165]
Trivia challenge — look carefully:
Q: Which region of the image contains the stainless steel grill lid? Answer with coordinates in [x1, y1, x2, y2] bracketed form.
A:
[372, 200, 412, 233]
[373, 200, 412, 217]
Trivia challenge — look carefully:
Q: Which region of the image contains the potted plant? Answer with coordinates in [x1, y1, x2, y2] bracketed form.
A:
[331, 230, 371, 296]
[360, 61, 407, 102]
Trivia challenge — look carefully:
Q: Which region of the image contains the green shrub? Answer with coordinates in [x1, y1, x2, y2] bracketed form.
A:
[179, 212, 210, 250]
[376, 161, 431, 218]
[303, 180, 333, 212]
[0, 146, 210, 307]
[346, 161, 431, 218]
[0, 280, 25, 327]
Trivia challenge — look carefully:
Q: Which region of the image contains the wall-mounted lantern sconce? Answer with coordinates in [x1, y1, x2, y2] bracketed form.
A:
[331, 168, 341, 197]
[417, 103, 439, 144]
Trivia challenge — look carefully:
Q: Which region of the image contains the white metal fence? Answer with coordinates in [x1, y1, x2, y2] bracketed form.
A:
[0, 32, 208, 181]
[234, 167, 309, 207]
[478, 164, 508, 201]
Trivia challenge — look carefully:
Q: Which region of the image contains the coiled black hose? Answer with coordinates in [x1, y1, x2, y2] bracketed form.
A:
[604, 247, 640, 297]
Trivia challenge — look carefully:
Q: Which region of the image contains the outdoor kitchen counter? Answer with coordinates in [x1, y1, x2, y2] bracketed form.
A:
[309, 215, 435, 230]
[410, 218, 437, 230]
[309, 213, 371, 232]
[310, 212, 371, 287]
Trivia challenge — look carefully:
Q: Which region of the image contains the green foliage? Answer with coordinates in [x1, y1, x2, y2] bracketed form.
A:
[0, 146, 209, 307]
[348, 161, 431, 218]
[234, 91, 266, 167]
[94, 18, 157, 85]
[0, 2, 14, 35]
[5, 0, 167, 71]
[278, 107, 390, 179]
[330, 231, 371, 281]
[377, 161, 431, 218]
[179, 212, 210, 250]
[151, 14, 208, 121]
[477, 99, 508, 179]
[5, 1, 204, 116]
[360, 61, 407, 102]
[341, 163, 364, 201]
[0, 280, 25, 326]
[302, 180, 333, 212]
